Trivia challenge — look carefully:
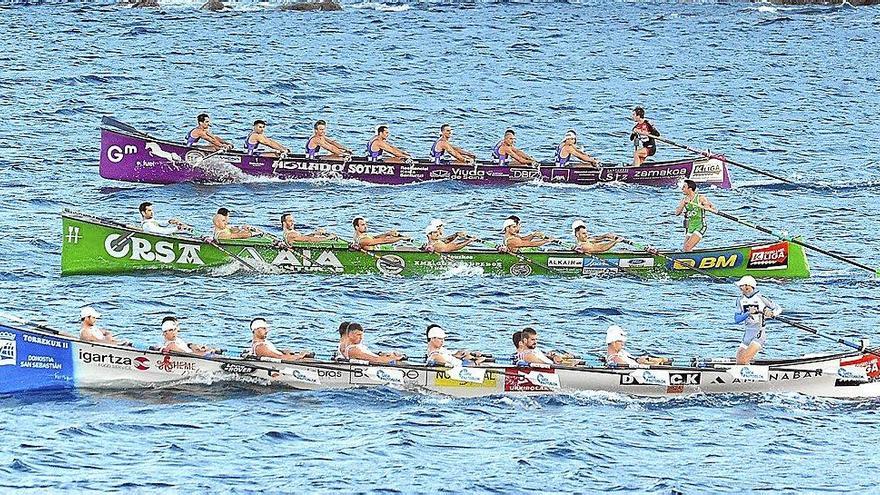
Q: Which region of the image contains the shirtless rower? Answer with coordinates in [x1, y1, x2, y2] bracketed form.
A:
[555, 130, 598, 167]
[245, 120, 289, 157]
[424, 324, 487, 366]
[571, 220, 620, 254]
[160, 316, 218, 356]
[502, 216, 554, 253]
[674, 179, 717, 252]
[213, 208, 254, 240]
[734, 276, 782, 365]
[630, 107, 660, 166]
[340, 323, 405, 364]
[281, 213, 334, 243]
[186, 113, 232, 150]
[79, 306, 127, 345]
[493, 129, 538, 166]
[306, 119, 352, 159]
[139, 202, 189, 235]
[430, 124, 476, 164]
[424, 219, 474, 253]
[352, 216, 407, 250]
[605, 325, 670, 367]
[366, 125, 411, 162]
[514, 327, 568, 365]
[249, 318, 311, 361]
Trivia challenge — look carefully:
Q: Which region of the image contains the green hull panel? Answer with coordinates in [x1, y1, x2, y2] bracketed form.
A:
[61, 211, 811, 279]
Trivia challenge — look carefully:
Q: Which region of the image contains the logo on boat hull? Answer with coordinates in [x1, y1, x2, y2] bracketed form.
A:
[746, 242, 789, 270]
[104, 234, 205, 266]
[376, 254, 405, 275]
[509, 263, 532, 276]
[0, 331, 16, 367]
[689, 158, 725, 182]
[670, 253, 741, 271]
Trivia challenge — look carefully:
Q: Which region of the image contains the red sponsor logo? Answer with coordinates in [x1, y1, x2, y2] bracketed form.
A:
[747, 242, 788, 270]
[157, 355, 197, 373]
[503, 368, 556, 392]
[840, 355, 880, 379]
[133, 356, 150, 371]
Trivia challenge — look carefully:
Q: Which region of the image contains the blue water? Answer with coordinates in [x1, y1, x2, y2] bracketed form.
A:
[2, 0, 880, 493]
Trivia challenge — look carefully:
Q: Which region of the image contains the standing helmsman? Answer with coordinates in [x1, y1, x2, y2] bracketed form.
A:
[674, 179, 716, 252]
[734, 275, 782, 365]
[630, 106, 659, 166]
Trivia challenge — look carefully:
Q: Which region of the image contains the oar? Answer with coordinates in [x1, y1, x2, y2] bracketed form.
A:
[470, 237, 562, 276]
[618, 237, 880, 358]
[203, 237, 257, 271]
[705, 208, 880, 277]
[646, 133, 795, 185]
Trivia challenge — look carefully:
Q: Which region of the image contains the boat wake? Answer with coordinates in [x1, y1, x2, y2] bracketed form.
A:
[348, 1, 411, 11]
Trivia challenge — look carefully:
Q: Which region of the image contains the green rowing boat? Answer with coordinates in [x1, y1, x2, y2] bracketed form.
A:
[60, 210, 811, 278]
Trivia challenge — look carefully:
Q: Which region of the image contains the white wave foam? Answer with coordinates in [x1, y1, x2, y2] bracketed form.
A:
[349, 1, 411, 12]
[757, 5, 778, 12]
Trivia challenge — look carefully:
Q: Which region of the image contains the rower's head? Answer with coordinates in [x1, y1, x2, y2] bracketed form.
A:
[314, 119, 327, 136]
[353, 216, 367, 233]
[424, 219, 444, 240]
[338, 321, 350, 338]
[253, 120, 267, 134]
[139, 201, 154, 220]
[512, 330, 523, 350]
[563, 130, 577, 145]
[80, 306, 100, 325]
[503, 129, 516, 145]
[426, 324, 447, 346]
[606, 324, 627, 352]
[214, 208, 230, 228]
[250, 317, 270, 340]
[162, 316, 180, 340]
[682, 180, 697, 194]
[440, 123, 452, 138]
[376, 125, 389, 139]
[197, 113, 211, 128]
[521, 327, 538, 350]
[346, 323, 364, 344]
[736, 275, 757, 295]
[632, 107, 645, 122]
[281, 213, 295, 231]
[572, 220, 588, 241]
[502, 218, 519, 235]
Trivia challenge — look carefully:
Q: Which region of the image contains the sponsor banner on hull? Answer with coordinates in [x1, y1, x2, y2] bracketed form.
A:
[504, 368, 559, 392]
[747, 242, 789, 270]
[102, 233, 205, 266]
[669, 252, 742, 271]
[434, 368, 497, 388]
[726, 365, 770, 382]
[0, 328, 74, 393]
[840, 354, 880, 379]
[349, 366, 425, 386]
[689, 158, 726, 183]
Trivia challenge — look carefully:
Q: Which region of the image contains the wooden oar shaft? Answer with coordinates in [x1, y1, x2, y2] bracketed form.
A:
[710, 209, 879, 275]
[648, 134, 794, 184]
[205, 238, 256, 271]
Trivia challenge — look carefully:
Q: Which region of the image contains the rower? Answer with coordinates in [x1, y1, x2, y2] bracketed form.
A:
[431, 124, 476, 164]
[424, 219, 474, 253]
[734, 276, 782, 365]
[341, 323, 405, 364]
[352, 216, 406, 250]
[160, 316, 218, 356]
[510, 330, 524, 363]
[425, 324, 487, 366]
[213, 208, 254, 240]
[245, 120, 289, 157]
[334, 321, 351, 361]
[605, 325, 669, 367]
[630, 106, 660, 166]
[674, 179, 717, 252]
[571, 219, 620, 254]
[492, 129, 537, 166]
[281, 213, 334, 243]
[514, 327, 566, 365]
[79, 306, 126, 345]
[501, 216, 553, 253]
[366, 125, 411, 162]
[306, 119, 352, 159]
[555, 130, 598, 167]
[186, 113, 233, 150]
[249, 318, 311, 361]
[139, 202, 188, 235]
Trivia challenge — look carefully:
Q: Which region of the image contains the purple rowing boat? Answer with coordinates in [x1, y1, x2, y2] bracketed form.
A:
[98, 118, 733, 188]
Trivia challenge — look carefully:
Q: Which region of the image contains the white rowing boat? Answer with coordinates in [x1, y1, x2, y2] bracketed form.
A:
[2, 320, 878, 399]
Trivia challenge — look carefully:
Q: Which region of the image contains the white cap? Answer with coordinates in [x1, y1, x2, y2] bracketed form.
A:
[162, 319, 179, 332]
[80, 306, 100, 320]
[424, 219, 444, 235]
[250, 318, 269, 332]
[427, 325, 447, 339]
[571, 220, 587, 233]
[501, 218, 517, 232]
[564, 130, 577, 141]
[606, 325, 627, 344]
[735, 275, 757, 288]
